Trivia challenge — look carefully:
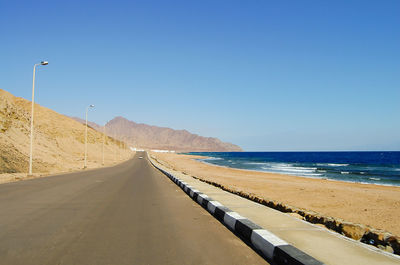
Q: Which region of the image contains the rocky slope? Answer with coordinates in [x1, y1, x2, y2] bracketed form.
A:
[0, 89, 131, 175]
[70, 116, 103, 132]
[103, 116, 242, 152]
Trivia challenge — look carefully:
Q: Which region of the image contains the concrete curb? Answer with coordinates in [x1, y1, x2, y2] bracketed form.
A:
[149, 157, 325, 265]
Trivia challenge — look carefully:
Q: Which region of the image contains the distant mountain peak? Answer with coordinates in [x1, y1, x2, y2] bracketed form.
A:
[105, 116, 242, 152]
[71, 115, 241, 152]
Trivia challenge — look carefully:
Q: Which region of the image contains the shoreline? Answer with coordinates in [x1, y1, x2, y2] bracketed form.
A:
[152, 152, 400, 239]
[197, 157, 400, 188]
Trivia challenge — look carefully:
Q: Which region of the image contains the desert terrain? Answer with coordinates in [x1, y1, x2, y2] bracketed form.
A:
[0, 89, 132, 183]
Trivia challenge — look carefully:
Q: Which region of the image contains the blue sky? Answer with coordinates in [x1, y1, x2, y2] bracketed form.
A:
[1, 0, 399, 151]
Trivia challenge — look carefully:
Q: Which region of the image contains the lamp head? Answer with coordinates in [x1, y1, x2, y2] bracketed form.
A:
[90, 104, 95, 108]
[40, 61, 49, 65]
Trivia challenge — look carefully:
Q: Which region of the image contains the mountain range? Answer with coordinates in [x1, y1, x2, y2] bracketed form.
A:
[71, 116, 242, 152]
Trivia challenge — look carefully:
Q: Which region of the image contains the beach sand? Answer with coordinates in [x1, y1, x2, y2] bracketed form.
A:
[152, 152, 400, 237]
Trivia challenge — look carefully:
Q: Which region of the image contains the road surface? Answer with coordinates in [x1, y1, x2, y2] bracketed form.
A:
[0, 152, 267, 264]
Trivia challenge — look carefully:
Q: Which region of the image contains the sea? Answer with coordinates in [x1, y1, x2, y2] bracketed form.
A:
[187, 152, 400, 186]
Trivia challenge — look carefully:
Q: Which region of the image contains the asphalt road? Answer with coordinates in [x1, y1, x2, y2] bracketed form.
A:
[0, 152, 268, 265]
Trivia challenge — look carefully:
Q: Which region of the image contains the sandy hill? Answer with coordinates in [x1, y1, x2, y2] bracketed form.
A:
[0, 89, 131, 176]
[102, 116, 242, 152]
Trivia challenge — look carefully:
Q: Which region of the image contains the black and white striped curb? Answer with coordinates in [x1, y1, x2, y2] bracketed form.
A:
[149, 158, 325, 265]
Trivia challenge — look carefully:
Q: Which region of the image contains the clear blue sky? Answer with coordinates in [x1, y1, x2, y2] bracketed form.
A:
[1, 0, 399, 151]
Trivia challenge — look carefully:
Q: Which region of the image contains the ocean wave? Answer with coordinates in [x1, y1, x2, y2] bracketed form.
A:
[258, 163, 318, 175]
[369, 177, 381, 181]
[317, 163, 349, 167]
[301, 173, 323, 176]
[203, 157, 223, 161]
[259, 167, 323, 177]
[341, 171, 350, 174]
[245, 162, 269, 165]
[272, 165, 316, 170]
[271, 167, 316, 173]
[270, 164, 317, 172]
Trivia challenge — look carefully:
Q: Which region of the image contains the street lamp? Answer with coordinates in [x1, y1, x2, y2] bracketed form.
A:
[102, 123, 106, 165]
[29, 61, 49, 176]
[84, 104, 95, 168]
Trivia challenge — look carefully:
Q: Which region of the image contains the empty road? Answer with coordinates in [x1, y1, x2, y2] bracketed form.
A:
[0, 152, 267, 264]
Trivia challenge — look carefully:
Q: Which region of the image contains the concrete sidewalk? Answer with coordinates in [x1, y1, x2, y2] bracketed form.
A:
[151, 156, 400, 265]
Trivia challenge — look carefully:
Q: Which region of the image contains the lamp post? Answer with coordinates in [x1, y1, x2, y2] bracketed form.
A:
[84, 104, 95, 168]
[29, 61, 48, 176]
[102, 123, 106, 165]
[114, 133, 117, 162]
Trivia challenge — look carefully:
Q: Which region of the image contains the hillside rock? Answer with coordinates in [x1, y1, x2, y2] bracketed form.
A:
[105, 116, 242, 152]
[0, 89, 130, 174]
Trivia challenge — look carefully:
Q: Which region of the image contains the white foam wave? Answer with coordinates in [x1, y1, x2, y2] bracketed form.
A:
[245, 162, 269, 165]
[369, 177, 381, 181]
[203, 157, 222, 161]
[301, 173, 323, 176]
[341, 171, 350, 174]
[259, 167, 323, 177]
[270, 164, 317, 173]
[258, 162, 320, 176]
[317, 163, 349, 167]
[271, 167, 316, 173]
